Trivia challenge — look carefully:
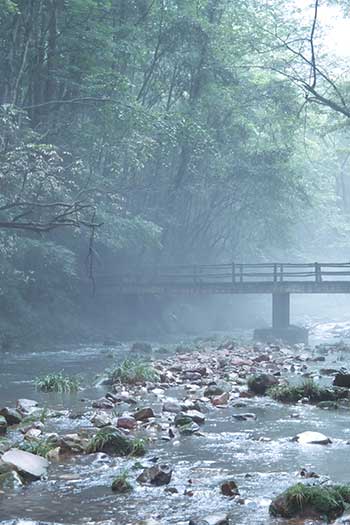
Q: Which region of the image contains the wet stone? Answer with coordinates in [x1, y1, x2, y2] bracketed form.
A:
[0, 470, 24, 490]
[162, 399, 182, 414]
[292, 431, 332, 445]
[232, 413, 257, 421]
[189, 513, 229, 525]
[334, 373, 350, 388]
[221, 480, 239, 497]
[2, 448, 49, 480]
[116, 416, 137, 430]
[131, 341, 152, 353]
[16, 399, 38, 415]
[0, 407, 22, 425]
[204, 385, 224, 397]
[134, 407, 155, 421]
[92, 398, 114, 410]
[0, 415, 7, 435]
[137, 464, 172, 486]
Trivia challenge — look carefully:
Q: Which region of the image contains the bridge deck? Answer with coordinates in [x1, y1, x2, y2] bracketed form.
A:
[97, 262, 350, 295]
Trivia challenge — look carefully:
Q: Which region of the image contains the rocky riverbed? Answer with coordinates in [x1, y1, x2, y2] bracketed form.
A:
[2, 330, 350, 525]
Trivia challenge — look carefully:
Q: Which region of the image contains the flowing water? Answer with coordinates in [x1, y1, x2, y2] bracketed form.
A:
[1, 323, 350, 525]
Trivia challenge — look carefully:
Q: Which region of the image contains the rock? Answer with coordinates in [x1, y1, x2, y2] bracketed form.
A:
[2, 448, 49, 480]
[137, 464, 172, 486]
[247, 374, 278, 395]
[88, 428, 134, 456]
[270, 483, 350, 521]
[134, 407, 155, 421]
[59, 433, 88, 454]
[292, 431, 332, 445]
[212, 392, 229, 406]
[16, 399, 38, 415]
[204, 385, 224, 397]
[162, 399, 182, 414]
[179, 422, 200, 435]
[116, 416, 137, 430]
[0, 415, 7, 435]
[300, 468, 319, 478]
[185, 410, 205, 425]
[189, 514, 229, 525]
[174, 413, 193, 427]
[92, 397, 114, 410]
[24, 428, 42, 439]
[221, 480, 239, 497]
[0, 407, 22, 425]
[0, 470, 24, 489]
[112, 476, 133, 493]
[232, 413, 257, 421]
[91, 411, 112, 427]
[131, 342, 152, 353]
[334, 373, 350, 388]
[317, 401, 338, 410]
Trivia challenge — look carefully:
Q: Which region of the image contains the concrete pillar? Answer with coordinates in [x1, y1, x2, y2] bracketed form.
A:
[272, 293, 290, 329]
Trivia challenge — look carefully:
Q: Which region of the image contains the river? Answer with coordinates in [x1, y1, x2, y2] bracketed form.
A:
[1, 322, 350, 525]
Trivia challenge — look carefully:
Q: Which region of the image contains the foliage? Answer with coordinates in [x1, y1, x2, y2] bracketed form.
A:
[267, 379, 347, 404]
[35, 372, 80, 393]
[20, 437, 57, 458]
[109, 360, 158, 385]
[87, 427, 146, 456]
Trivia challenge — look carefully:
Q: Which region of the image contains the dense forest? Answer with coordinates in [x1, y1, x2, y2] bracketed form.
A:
[1, 0, 350, 344]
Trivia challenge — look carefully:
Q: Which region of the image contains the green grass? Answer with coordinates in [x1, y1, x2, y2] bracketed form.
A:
[270, 483, 350, 521]
[267, 379, 342, 404]
[35, 372, 80, 393]
[108, 359, 158, 385]
[20, 437, 57, 458]
[87, 427, 147, 456]
[112, 470, 133, 492]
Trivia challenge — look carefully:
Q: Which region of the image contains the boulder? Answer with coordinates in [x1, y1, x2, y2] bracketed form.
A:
[0, 415, 7, 435]
[334, 373, 350, 388]
[2, 448, 49, 480]
[134, 407, 155, 421]
[204, 385, 224, 397]
[92, 397, 114, 410]
[185, 410, 205, 425]
[221, 480, 239, 497]
[91, 411, 112, 428]
[232, 413, 257, 421]
[179, 422, 200, 435]
[137, 464, 172, 486]
[116, 416, 137, 430]
[0, 470, 24, 489]
[0, 407, 22, 425]
[16, 399, 38, 415]
[212, 393, 229, 406]
[270, 483, 350, 521]
[247, 374, 278, 395]
[174, 413, 193, 427]
[292, 431, 332, 445]
[162, 399, 182, 414]
[112, 476, 133, 493]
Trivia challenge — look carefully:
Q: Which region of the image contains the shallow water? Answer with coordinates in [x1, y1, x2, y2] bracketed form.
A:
[1, 324, 350, 525]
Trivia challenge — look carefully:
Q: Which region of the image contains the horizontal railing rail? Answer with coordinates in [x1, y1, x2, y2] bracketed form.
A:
[95, 262, 350, 287]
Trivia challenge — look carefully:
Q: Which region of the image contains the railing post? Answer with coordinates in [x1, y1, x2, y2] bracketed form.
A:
[273, 263, 277, 283]
[315, 262, 321, 283]
[239, 264, 243, 283]
[193, 265, 197, 284]
[232, 262, 236, 284]
[280, 264, 284, 282]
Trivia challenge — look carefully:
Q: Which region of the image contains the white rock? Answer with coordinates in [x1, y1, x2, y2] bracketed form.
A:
[2, 448, 49, 479]
[293, 431, 331, 445]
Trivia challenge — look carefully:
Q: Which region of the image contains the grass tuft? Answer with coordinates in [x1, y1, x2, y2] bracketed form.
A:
[270, 483, 350, 521]
[87, 427, 147, 456]
[267, 379, 345, 404]
[112, 470, 133, 492]
[20, 437, 57, 458]
[108, 359, 158, 385]
[35, 372, 80, 393]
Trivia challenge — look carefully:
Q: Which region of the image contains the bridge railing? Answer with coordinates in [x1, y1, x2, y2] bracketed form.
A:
[96, 262, 350, 287]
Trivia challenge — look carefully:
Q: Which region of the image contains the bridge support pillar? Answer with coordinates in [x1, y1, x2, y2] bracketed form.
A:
[254, 293, 308, 344]
[272, 293, 290, 329]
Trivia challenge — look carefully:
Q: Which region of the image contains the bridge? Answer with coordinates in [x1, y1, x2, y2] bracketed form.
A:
[97, 262, 350, 341]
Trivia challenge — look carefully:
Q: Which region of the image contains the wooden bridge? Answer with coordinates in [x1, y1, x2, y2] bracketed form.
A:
[97, 262, 350, 334]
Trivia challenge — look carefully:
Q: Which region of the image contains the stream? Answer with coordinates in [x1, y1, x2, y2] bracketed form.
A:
[1, 322, 350, 525]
